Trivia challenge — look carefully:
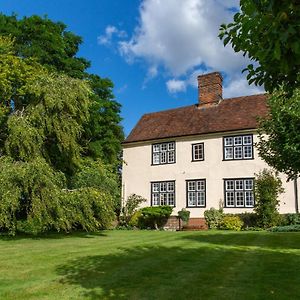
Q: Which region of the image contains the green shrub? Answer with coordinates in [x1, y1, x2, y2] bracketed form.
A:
[285, 213, 300, 225]
[139, 206, 173, 230]
[128, 210, 142, 228]
[204, 208, 224, 229]
[237, 212, 258, 228]
[221, 216, 243, 231]
[254, 169, 284, 228]
[268, 225, 300, 232]
[178, 209, 190, 223]
[120, 194, 146, 227]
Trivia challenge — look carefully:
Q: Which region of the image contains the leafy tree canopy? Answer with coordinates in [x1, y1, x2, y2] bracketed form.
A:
[0, 37, 116, 234]
[219, 0, 300, 92]
[257, 88, 300, 180]
[0, 14, 124, 166]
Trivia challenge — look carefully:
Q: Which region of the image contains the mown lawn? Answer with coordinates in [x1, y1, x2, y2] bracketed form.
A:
[0, 230, 300, 300]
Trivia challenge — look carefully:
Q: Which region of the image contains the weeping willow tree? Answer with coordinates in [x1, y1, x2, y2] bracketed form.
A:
[0, 37, 116, 234]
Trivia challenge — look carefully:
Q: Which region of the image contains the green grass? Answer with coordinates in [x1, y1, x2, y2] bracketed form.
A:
[0, 230, 300, 300]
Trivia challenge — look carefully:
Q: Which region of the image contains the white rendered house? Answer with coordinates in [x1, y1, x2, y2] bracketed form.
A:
[122, 72, 299, 226]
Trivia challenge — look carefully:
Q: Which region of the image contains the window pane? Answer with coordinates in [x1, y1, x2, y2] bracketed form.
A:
[243, 146, 253, 158]
[188, 181, 196, 191]
[153, 144, 160, 152]
[193, 144, 203, 160]
[168, 142, 175, 151]
[226, 180, 234, 190]
[236, 191, 244, 207]
[225, 147, 233, 159]
[226, 192, 235, 207]
[234, 146, 243, 159]
[188, 192, 196, 206]
[152, 194, 159, 206]
[161, 152, 167, 163]
[234, 136, 243, 145]
[245, 191, 254, 207]
[167, 182, 174, 192]
[197, 192, 205, 206]
[153, 153, 160, 164]
[244, 179, 253, 190]
[160, 182, 167, 192]
[160, 193, 167, 205]
[243, 135, 252, 145]
[152, 183, 160, 192]
[167, 193, 175, 206]
[168, 151, 175, 163]
[235, 180, 243, 190]
[197, 181, 205, 191]
[224, 137, 233, 146]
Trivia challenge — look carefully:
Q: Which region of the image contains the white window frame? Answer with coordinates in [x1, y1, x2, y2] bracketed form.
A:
[192, 143, 204, 161]
[151, 181, 175, 207]
[186, 179, 206, 208]
[223, 134, 254, 160]
[224, 178, 255, 208]
[152, 142, 176, 165]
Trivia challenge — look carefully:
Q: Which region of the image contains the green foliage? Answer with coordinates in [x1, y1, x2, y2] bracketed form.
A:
[204, 208, 224, 229]
[120, 194, 146, 226]
[0, 37, 117, 235]
[128, 210, 142, 228]
[0, 14, 124, 166]
[269, 225, 300, 232]
[235, 212, 258, 229]
[219, 0, 300, 92]
[254, 169, 284, 228]
[257, 89, 300, 180]
[178, 208, 190, 223]
[139, 206, 173, 230]
[221, 216, 244, 231]
[70, 158, 121, 214]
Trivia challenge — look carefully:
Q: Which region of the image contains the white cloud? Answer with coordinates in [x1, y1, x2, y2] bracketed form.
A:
[223, 77, 264, 98]
[119, 0, 246, 77]
[98, 25, 127, 46]
[166, 79, 186, 93]
[102, 0, 265, 96]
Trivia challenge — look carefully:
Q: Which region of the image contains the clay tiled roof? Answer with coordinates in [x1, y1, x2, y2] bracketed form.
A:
[124, 94, 268, 144]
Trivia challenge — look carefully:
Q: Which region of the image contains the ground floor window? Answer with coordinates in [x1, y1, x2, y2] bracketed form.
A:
[186, 179, 206, 207]
[151, 181, 175, 206]
[224, 178, 254, 208]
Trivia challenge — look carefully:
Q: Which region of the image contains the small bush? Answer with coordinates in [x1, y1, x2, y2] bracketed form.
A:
[128, 210, 142, 228]
[139, 206, 173, 230]
[178, 209, 190, 223]
[254, 169, 284, 228]
[285, 213, 300, 225]
[120, 194, 146, 226]
[204, 208, 224, 229]
[237, 212, 258, 228]
[268, 225, 300, 232]
[243, 226, 265, 231]
[221, 216, 243, 231]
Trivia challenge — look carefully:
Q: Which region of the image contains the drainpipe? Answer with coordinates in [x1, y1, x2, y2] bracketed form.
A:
[294, 178, 299, 214]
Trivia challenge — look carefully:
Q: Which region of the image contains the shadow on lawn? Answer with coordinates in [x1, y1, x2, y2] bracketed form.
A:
[182, 231, 300, 250]
[0, 231, 107, 241]
[56, 242, 300, 300]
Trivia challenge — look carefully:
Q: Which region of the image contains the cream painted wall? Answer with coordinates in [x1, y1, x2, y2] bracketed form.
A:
[122, 130, 298, 217]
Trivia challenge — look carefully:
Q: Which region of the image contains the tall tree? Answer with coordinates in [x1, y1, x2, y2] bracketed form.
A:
[219, 0, 300, 92]
[0, 14, 124, 166]
[0, 37, 115, 234]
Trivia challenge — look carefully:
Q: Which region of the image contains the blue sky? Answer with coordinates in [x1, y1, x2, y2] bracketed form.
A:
[0, 0, 263, 136]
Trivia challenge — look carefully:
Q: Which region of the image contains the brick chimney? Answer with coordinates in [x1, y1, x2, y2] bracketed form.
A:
[198, 72, 223, 105]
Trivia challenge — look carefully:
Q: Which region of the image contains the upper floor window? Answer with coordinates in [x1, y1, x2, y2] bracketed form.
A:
[152, 141, 175, 165]
[223, 134, 253, 160]
[224, 178, 254, 208]
[151, 181, 175, 207]
[186, 179, 206, 207]
[192, 143, 204, 161]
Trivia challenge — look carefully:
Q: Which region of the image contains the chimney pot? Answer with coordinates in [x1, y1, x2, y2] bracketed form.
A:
[198, 72, 223, 105]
